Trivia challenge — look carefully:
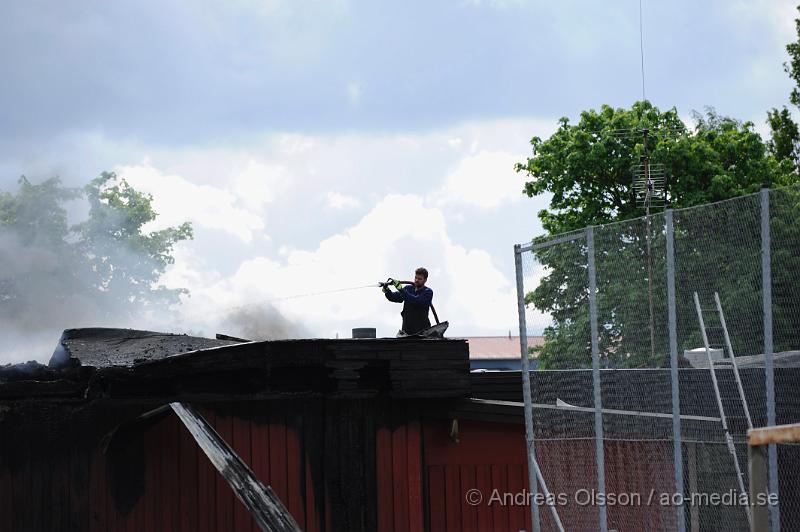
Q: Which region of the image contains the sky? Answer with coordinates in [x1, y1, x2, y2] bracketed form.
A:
[1, 0, 798, 349]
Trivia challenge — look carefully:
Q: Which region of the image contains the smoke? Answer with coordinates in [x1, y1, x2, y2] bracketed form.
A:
[219, 304, 306, 341]
[0, 177, 304, 364]
[0, 228, 138, 363]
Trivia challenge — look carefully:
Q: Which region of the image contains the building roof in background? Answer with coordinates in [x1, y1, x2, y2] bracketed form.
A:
[716, 350, 800, 369]
[466, 336, 543, 360]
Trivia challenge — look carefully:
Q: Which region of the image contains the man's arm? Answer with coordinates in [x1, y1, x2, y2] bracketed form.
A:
[401, 287, 433, 306]
[384, 288, 404, 303]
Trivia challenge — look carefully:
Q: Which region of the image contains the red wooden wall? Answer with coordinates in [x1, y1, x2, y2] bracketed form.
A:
[86, 405, 318, 532]
[376, 422, 425, 532]
[421, 419, 679, 532]
[423, 419, 532, 532]
[0, 404, 680, 531]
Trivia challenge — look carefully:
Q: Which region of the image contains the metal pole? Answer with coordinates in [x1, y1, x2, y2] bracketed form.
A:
[750, 443, 770, 532]
[587, 227, 608, 532]
[515, 243, 541, 532]
[666, 209, 686, 532]
[760, 187, 779, 531]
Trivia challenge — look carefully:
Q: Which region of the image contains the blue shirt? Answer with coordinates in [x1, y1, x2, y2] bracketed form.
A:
[385, 284, 434, 333]
[384, 284, 433, 306]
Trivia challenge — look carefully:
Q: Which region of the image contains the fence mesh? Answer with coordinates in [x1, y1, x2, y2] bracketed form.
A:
[516, 185, 800, 532]
[521, 232, 600, 531]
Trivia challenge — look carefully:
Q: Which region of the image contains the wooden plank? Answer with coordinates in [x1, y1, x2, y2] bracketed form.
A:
[144, 416, 159, 532]
[303, 401, 323, 532]
[285, 426, 303, 529]
[506, 465, 524, 532]
[105, 449, 119, 532]
[747, 422, 800, 446]
[250, 411, 271, 501]
[30, 443, 43, 532]
[392, 426, 410, 532]
[304, 456, 319, 532]
[215, 411, 235, 532]
[443, 465, 461, 532]
[459, 466, 477, 532]
[475, 465, 492, 532]
[88, 449, 105, 532]
[42, 450, 53, 532]
[362, 400, 378, 532]
[406, 421, 424, 532]
[70, 429, 89, 532]
[269, 415, 289, 506]
[161, 414, 180, 532]
[490, 465, 508, 532]
[427, 465, 446, 532]
[197, 407, 216, 532]
[170, 402, 301, 532]
[179, 410, 200, 532]
[232, 413, 255, 532]
[376, 427, 394, 532]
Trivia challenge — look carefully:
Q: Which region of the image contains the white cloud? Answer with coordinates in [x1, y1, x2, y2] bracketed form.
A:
[168, 194, 518, 338]
[729, 0, 796, 40]
[232, 159, 294, 211]
[4, 117, 557, 346]
[435, 150, 527, 210]
[326, 191, 361, 210]
[117, 163, 266, 243]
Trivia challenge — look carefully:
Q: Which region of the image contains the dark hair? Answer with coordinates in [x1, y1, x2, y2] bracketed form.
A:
[415, 267, 428, 279]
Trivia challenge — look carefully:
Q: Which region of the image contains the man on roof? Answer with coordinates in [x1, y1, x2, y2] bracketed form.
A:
[383, 267, 433, 336]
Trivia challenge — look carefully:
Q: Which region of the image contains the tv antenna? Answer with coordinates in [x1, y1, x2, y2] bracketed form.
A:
[631, 127, 668, 363]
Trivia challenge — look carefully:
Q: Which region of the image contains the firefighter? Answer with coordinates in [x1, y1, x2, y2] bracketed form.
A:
[383, 267, 433, 335]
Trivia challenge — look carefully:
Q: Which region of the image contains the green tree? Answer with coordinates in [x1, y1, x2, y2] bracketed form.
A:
[0, 172, 192, 328]
[786, 6, 800, 109]
[515, 102, 799, 369]
[768, 5, 800, 173]
[766, 107, 799, 170]
[76, 172, 193, 311]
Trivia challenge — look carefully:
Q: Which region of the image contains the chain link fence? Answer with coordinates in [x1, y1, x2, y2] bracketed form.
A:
[514, 185, 800, 532]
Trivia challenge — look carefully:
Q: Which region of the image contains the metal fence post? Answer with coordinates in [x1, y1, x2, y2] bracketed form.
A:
[587, 226, 608, 532]
[760, 187, 779, 531]
[666, 209, 686, 532]
[515, 243, 541, 532]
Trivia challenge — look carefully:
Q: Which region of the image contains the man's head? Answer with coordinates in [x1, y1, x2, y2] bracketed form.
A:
[413, 267, 428, 289]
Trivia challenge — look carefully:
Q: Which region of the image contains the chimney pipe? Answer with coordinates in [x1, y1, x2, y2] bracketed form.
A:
[352, 327, 376, 339]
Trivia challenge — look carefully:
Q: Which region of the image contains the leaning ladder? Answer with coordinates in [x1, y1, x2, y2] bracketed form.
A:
[693, 291, 752, 527]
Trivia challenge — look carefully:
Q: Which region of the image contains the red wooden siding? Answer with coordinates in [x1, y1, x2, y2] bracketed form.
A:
[375, 421, 425, 532]
[423, 419, 531, 532]
[422, 419, 682, 532]
[1, 404, 684, 531]
[83, 406, 307, 532]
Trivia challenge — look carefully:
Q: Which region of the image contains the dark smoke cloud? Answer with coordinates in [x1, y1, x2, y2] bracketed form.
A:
[219, 304, 306, 341]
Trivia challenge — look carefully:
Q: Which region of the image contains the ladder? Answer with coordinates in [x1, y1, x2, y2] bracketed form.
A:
[693, 291, 752, 527]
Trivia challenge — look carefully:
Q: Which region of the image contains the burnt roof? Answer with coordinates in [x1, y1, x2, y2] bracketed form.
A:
[0, 328, 471, 404]
[48, 328, 238, 369]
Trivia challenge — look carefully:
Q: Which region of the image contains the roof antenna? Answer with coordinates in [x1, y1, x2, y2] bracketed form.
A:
[639, 0, 646, 101]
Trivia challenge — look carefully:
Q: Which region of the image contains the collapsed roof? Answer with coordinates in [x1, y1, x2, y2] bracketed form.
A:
[0, 327, 471, 404]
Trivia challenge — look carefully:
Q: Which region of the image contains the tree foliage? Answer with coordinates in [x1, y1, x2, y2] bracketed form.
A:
[0, 172, 192, 328]
[766, 107, 799, 168]
[516, 102, 800, 369]
[786, 6, 800, 110]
